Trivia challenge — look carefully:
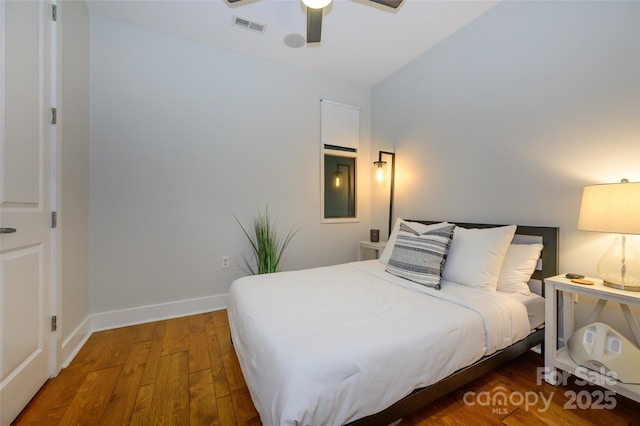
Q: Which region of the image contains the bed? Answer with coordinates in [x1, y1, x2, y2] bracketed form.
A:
[227, 220, 559, 425]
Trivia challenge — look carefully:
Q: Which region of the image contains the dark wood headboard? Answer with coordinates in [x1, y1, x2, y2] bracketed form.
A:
[407, 220, 559, 296]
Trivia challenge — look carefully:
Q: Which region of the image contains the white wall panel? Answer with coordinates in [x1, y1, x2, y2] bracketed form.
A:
[372, 1, 640, 277]
[89, 15, 371, 313]
[321, 99, 360, 149]
[371, 1, 640, 340]
[57, 0, 90, 354]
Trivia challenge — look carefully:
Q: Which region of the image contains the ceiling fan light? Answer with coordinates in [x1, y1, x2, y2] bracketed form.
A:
[302, 0, 332, 9]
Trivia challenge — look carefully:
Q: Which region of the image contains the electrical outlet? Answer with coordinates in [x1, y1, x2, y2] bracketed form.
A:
[222, 256, 230, 269]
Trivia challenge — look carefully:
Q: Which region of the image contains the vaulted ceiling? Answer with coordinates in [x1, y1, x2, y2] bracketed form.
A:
[86, 0, 500, 86]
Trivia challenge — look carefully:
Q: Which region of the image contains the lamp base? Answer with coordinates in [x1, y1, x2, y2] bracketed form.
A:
[603, 280, 640, 292]
[597, 234, 640, 292]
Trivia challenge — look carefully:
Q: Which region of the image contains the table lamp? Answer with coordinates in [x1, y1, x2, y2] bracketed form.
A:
[577, 179, 640, 291]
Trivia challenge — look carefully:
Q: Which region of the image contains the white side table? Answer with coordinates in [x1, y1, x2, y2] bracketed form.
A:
[358, 241, 387, 261]
[544, 274, 640, 402]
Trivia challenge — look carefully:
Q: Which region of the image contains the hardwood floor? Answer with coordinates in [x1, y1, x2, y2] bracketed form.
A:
[13, 311, 640, 425]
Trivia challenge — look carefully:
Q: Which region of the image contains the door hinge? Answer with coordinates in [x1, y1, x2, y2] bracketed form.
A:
[51, 107, 57, 125]
[51, 211, 57, 229]
[51, 4, 57, 21]
[51, 315, 57, 332]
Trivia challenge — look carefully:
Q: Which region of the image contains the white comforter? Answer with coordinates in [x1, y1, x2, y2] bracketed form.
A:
[227, 260, 530, 426]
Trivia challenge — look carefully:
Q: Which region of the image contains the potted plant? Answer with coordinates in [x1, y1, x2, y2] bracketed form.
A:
[234, 206, 297, 275]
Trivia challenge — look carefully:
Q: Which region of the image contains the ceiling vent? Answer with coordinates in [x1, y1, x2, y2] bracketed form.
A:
[232, 16, 266, 34]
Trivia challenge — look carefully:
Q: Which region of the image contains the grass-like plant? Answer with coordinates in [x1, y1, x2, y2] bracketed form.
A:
[234, 206, 297, 275]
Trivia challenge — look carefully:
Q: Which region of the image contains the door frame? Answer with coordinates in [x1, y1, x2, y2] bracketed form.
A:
[50, 0, 60, 378]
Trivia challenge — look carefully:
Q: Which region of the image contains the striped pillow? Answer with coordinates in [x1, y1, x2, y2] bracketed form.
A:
[385, 223, 456, 290]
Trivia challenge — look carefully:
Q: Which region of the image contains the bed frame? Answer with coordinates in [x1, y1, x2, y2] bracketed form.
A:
[348, 221, 559, 426]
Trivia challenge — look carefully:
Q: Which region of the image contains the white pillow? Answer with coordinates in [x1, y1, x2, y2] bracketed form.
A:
[379, 219, 449, 265]
[442, 225, 516, 292]
[496, 243, 543, 295]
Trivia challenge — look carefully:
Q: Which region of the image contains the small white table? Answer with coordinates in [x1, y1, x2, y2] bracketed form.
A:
[544, 274, 640, 403]
[357, 240, 387, 261]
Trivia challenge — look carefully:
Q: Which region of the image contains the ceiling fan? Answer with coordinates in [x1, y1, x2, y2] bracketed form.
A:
[227, 0, 404, 43]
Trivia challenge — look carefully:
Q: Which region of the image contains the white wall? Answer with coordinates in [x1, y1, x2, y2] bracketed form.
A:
[57, 0, 91, 365]
[372, 0, 639, 276]
[85, 1, 639, 333]
[89, 14, 372, 314]
[371, 1, 640, 336]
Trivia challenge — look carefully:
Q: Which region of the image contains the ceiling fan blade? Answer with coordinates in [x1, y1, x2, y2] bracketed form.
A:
[226, 0, 244, 3]
[368, 0, 403, 9]
[307, 7, 323, 43]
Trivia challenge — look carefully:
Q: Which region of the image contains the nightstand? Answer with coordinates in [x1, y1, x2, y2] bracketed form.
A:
[357, 240, 387, 261]
[544, 274, 640, 403]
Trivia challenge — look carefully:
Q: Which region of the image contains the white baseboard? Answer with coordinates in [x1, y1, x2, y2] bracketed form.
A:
[91, 293, 228, 332]
[59, 293, 228, 370]
[60, 316, 92, 368]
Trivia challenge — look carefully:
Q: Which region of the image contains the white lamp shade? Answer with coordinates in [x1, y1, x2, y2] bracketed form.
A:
[577, 181, 640, 235]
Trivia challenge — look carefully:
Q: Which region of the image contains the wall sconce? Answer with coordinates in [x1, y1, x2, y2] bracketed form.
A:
[577, 178, 640, 291]
[374, 150, 395, 238]
[374, 159, 386, 183]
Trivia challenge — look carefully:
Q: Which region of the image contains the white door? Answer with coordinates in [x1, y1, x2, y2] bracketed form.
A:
[0, 1, 54, 424]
